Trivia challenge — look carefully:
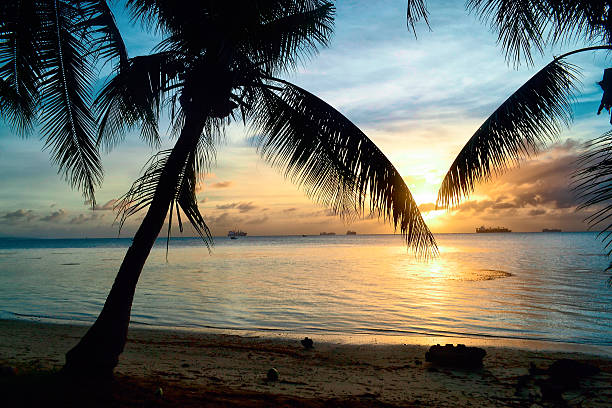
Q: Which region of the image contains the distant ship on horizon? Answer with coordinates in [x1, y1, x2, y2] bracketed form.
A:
[475, 225, 512, 233]
[228, 230, 247, 238]
[346, 230, 357, 235]
[320, 232, 336, 235]
[542, 228, 562, 232]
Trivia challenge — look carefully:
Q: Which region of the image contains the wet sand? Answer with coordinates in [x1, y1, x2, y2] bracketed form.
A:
[1, 319, 611, 407]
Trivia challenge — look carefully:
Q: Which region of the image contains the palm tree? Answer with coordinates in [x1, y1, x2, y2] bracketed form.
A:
[0, 0, 127, 206]
[63, 0, 437, 376]
[406, 1, 612, 268]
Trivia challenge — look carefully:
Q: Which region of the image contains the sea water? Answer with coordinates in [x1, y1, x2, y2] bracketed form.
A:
[0, 233, 610, 348]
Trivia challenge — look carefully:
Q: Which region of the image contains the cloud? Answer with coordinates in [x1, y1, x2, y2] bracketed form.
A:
[199, 197, 208, 204]
[94, 199, 118, 211]
[1, 209, 36, 222]
[216, 203, 237, 210]
[425, 139, 600, 232]
[237, 202, 257, 213]
[456, 140, 584, 215]
[69, 213, 105, 224]
[210, 181, 232, 189]
[207, 212, 239, 226]
[40, 209, 67, 222]
[246, 216, 269, 225]
[283, 207, 297, 213]
[418, 203, 436, 212]
[215, 201, 258, 213]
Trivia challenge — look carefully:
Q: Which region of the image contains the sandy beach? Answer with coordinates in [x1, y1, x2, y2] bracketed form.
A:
[1, 319, 611, 407]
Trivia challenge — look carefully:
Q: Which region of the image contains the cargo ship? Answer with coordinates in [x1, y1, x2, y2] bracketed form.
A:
[475, 226, 512, 233]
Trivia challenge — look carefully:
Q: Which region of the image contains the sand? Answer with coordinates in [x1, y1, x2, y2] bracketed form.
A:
[1, 319, 611, 407]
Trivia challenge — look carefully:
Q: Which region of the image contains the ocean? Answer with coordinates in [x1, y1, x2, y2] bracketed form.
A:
[0, 233, 610, 349]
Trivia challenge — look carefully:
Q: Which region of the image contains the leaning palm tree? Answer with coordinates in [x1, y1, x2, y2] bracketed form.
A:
[406, 1, 612, 266]
[0, 0, 127, 205]
[63, 0, 437, 376]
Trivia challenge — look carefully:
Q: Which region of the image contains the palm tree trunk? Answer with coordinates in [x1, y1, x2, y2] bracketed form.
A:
[63, 105, 207, 377]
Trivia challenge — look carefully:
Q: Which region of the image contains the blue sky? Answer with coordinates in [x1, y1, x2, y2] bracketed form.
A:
[1, 0, 611, 238]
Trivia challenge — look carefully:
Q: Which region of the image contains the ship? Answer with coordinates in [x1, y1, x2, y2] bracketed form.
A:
[320, 232, 336, 235]
[542, 228, 562, 232]
[475, 225, 512, 233]
[228, 230, 247, 238]
[346, 230, 357, 235]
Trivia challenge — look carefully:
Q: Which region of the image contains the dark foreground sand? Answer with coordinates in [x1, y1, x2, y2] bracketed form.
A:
[1, 319, 611, 407]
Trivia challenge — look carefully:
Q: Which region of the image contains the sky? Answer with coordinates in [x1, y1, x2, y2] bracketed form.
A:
[1, 0, 611, 238]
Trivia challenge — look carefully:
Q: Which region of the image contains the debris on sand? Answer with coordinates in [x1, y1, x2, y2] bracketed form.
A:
[425, 344, 486, 368]
[301, 337, 314, 350]
[266, 368, 279, 382]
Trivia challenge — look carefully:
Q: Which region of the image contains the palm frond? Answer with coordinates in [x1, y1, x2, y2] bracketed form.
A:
[573, 131, 612, 284]
[406, 0, 430, 37]
[574, 132, 612, 245]
[468, 1, 612, 65]
[237, 1, 334, 75]
[116, 145, 213, 249]
[125, 0, 190, 33]
[0, 0, 43, 135]
[95, 51, 184, 151]
[0, 77, 36, 134]
[37, 0, 102, 204]
[174, 139, 214, 245]
[437, 58, 579, 209]
[76, 0, 129, 66]
[250, 79, 437, 257]
[468, 0, 549, 66]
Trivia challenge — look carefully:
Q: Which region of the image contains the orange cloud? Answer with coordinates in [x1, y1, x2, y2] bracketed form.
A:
[210, 181, 233, 188]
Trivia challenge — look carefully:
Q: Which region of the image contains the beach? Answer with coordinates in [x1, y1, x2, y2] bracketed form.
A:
[1, 319, 611, 407]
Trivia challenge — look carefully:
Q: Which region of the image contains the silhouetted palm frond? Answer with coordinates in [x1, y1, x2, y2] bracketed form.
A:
[76, 0, 129, 66]
[0, 0, 43, 135]
[468, 0, 612, 65]
[573, 132, 612, 277]
[116, 144, 213, 249]
[437, 58, 579, 209]
[251, 79, 437, 257]
[546, 0, 612, 46]
[468, 0, 548, 65]
[0, 77, 36, 135]
[406, 0, 430, 36]
[95, 51, 184, 150]
[239, 1, 334, 74]
[173, 138, 214, 245]
[37, 0, 102, 204]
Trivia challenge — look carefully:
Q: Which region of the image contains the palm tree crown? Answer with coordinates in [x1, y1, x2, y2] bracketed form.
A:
[100, 0, 436, 255]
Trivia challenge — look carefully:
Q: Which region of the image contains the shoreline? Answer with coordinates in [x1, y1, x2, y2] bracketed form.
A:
[2, 319, 611, 407]
[4, 316, 611, 357]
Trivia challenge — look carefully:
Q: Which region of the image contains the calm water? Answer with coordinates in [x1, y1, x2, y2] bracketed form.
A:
[0, 233, 611, 347]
